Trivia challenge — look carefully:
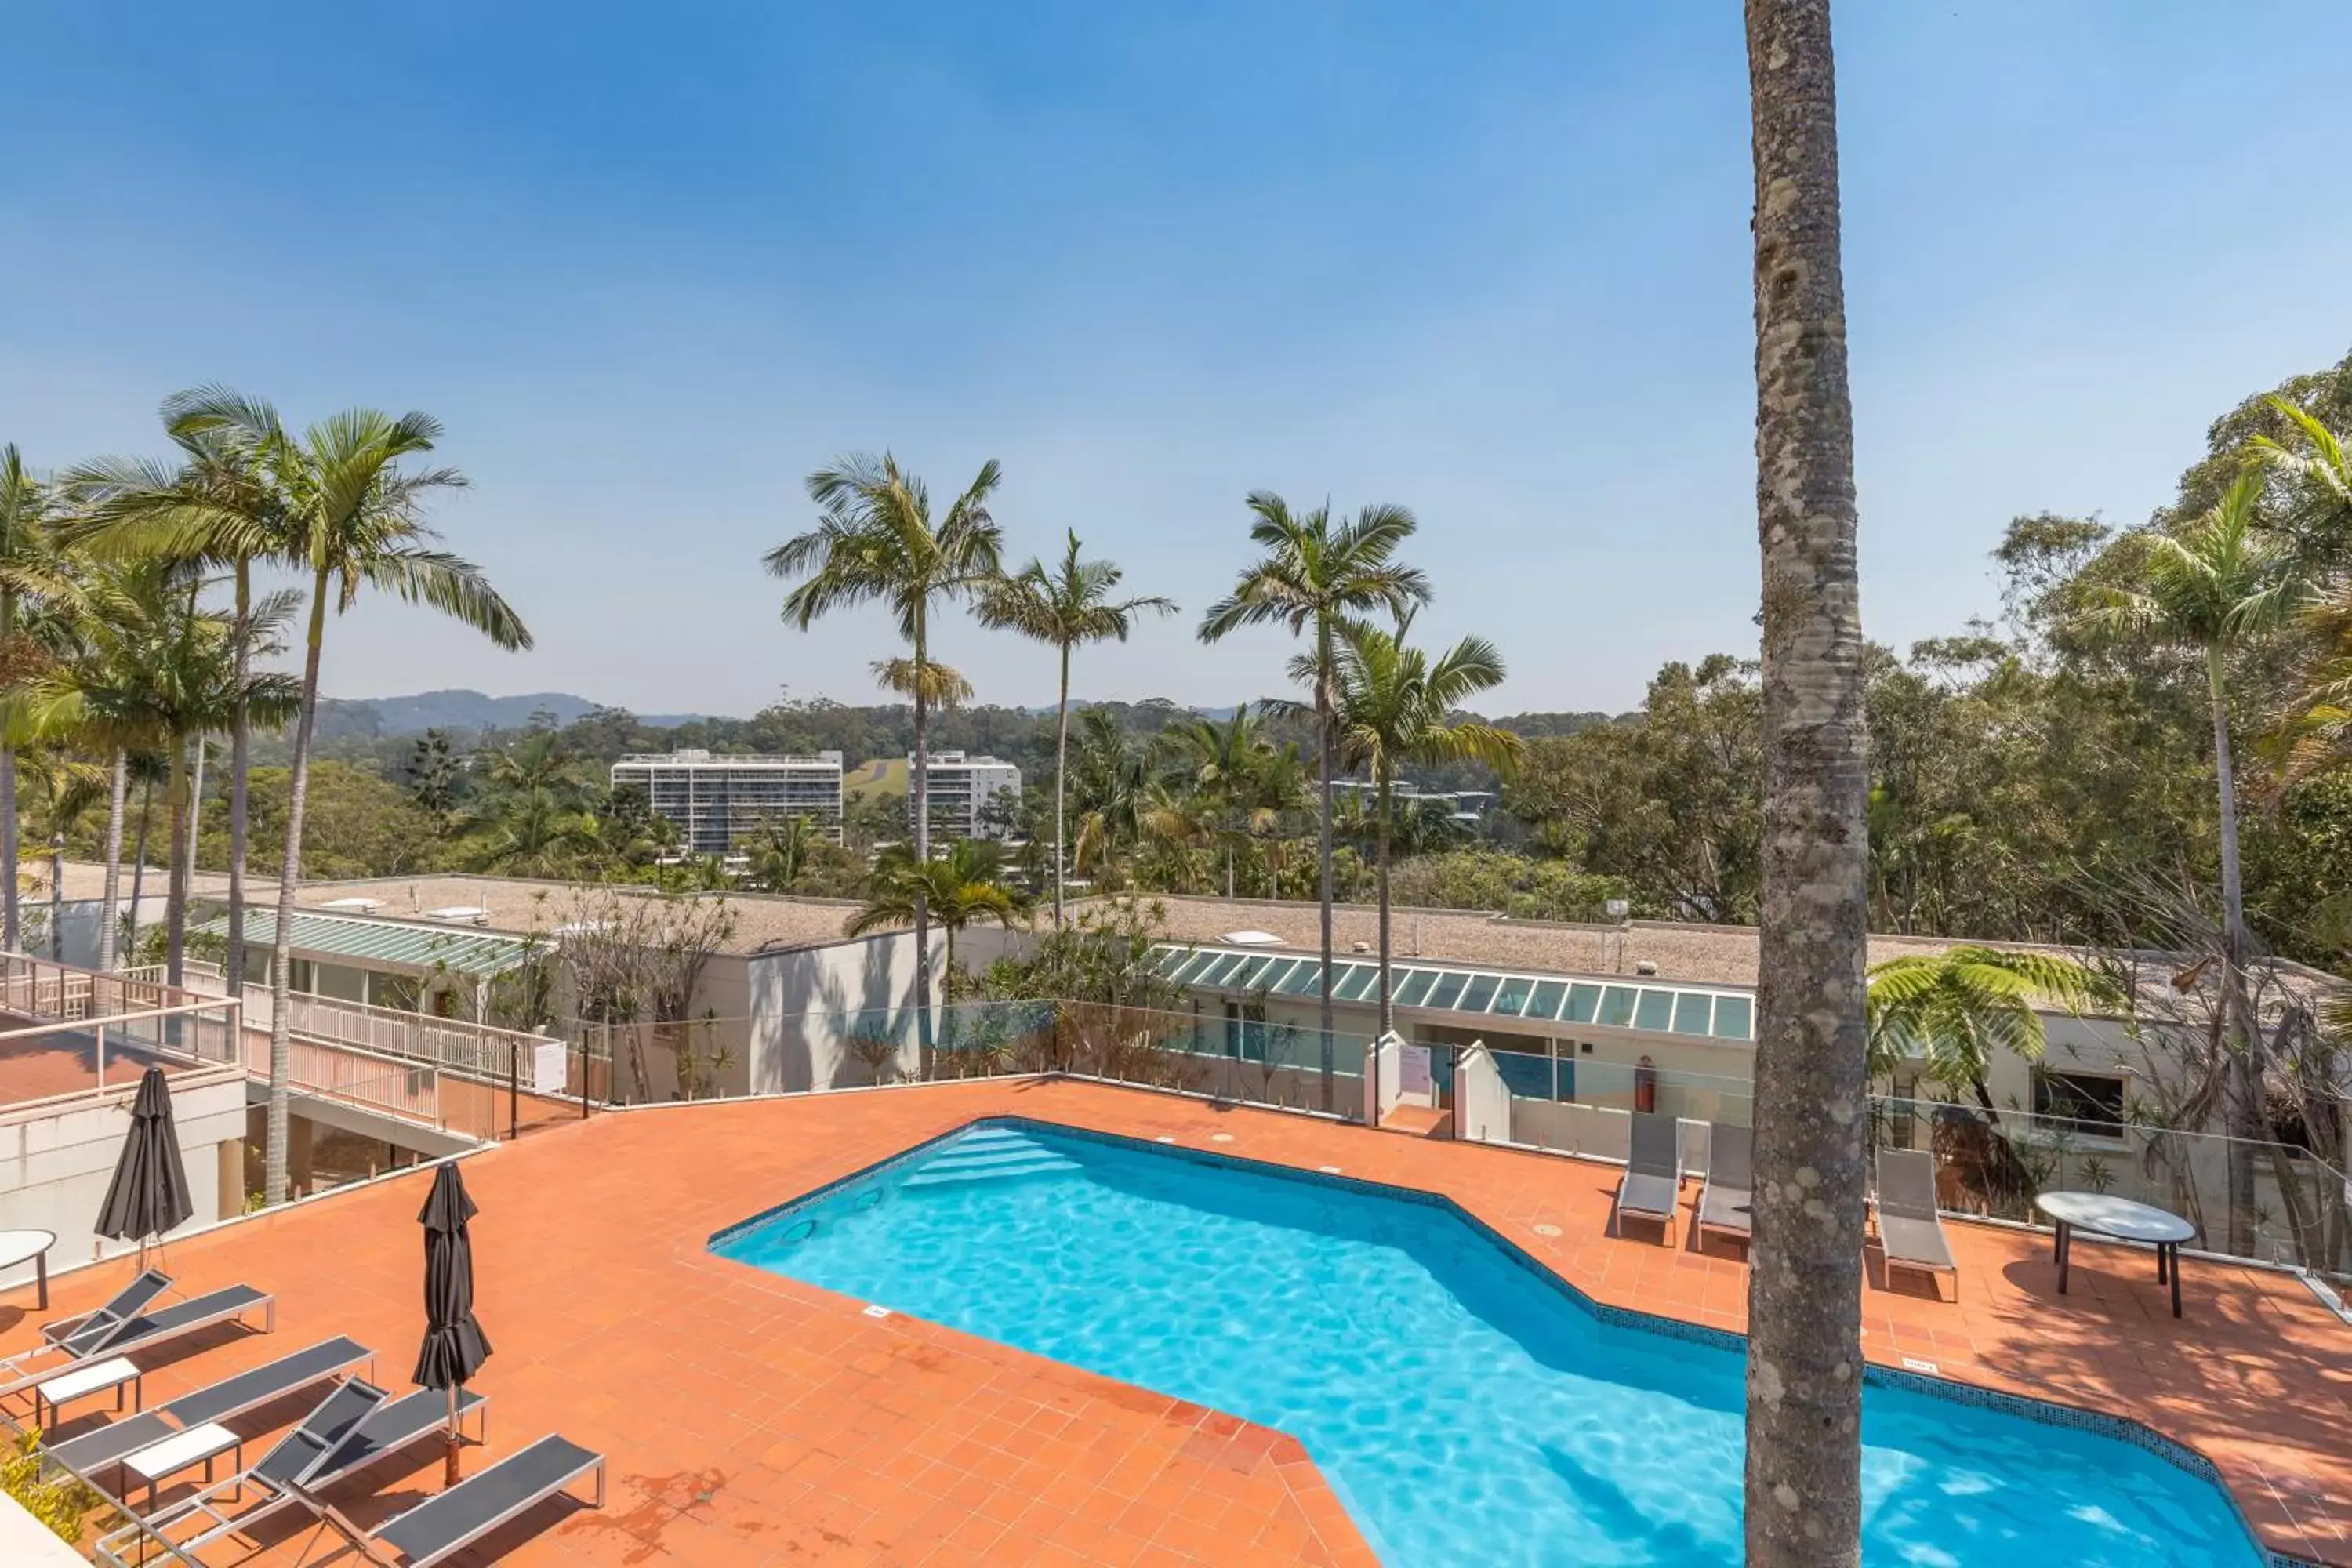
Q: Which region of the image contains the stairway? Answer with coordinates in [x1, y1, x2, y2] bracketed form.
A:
[902, 1127, 1082, 1189]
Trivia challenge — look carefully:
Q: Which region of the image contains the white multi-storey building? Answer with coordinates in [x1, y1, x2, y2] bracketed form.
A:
[912, 752, 1022, 841]
[612, 750, 845, 854]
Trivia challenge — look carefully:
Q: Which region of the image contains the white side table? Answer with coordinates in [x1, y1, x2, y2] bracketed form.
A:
[122, 1421, 243, 1512]
[0, 1229, 57, 1309]
[2034, 1190, 2198, 1318]
[31, 1354, 142, 1428]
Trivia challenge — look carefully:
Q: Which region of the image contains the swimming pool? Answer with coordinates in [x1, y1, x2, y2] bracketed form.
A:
[711, 1120, 2268, 1566]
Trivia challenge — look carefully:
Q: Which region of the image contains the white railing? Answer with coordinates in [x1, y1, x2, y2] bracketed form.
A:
[272, 993, 543, 1087]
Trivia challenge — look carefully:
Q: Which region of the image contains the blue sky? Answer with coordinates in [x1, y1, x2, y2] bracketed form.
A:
[5, 2, 2350, 718]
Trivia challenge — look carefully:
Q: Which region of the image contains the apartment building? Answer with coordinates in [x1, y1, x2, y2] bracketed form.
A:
[913, 752, 1022, 840]
[612, 749, 845, 853]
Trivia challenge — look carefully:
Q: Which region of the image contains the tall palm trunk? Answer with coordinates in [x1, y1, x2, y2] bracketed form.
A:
[265, 575, 329, 1205]
[2207, 646, 2260, 1255]
[49, 831, 66, 960]
[1375, 771, 1394, 1038]
[910, 604, 935, 1079]
[0, 587, 16, 953]
[1743, 2, 1871, 1563]
[126, 777, 152, 960]
[98, 752, 127, 971]
[1052, 642, 1070, 929]
[1315, 618, 1336, 1111]
[227, 563, 252, 997]
[164, 742, 191, 988]
[183, 736, 205, 895]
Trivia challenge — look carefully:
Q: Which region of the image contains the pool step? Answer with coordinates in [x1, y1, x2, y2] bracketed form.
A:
[904, 1134, 1080, 1189]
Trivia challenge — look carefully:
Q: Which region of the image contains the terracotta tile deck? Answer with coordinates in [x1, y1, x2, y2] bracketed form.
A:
[4, 1078, 2347, 1566]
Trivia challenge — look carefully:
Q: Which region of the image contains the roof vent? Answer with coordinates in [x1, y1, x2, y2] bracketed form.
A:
[1221, 930, 1285, 947]
[423, 906, 492, 927]
[318, 897, 383, 915]
[1633, 959, 1659, 977]
[1350, 942, 1370, 954]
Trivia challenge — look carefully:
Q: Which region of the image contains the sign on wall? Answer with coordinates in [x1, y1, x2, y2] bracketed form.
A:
[1400, 1043, 1433, 1100]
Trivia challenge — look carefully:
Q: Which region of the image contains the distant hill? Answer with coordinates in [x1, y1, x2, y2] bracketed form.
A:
[315, 690, 720, 739]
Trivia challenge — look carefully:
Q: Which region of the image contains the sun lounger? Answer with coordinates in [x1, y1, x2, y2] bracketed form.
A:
[42, 1269, 175, 1355]
[325, 1433, 604, 1567]
[2, 1278, 274, 1406]
[1614, 1111, 1682, 1243]
[1697, 1123, 1754, 1248]
[110, 1380, 490, 1559]
[1875, 1149, 1957, 1298]
[45, 1337, 374, 1495]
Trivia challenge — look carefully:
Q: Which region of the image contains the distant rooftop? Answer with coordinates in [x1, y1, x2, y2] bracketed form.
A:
[278, 873, 881, 957]
[612, 749, 843, 767]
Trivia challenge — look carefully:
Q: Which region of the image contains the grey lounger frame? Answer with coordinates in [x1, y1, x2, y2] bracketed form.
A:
[4, 1279, 274, 1405]
[1875, 1149, 1957, 1298]
[45, 1337, 375, 1494]
[328, 1432, 605, 1567]
[42, 1269, 176, 1355]
[1614, 1111, 1682, 1243]
[1697, 1122, 1754, 1247]
[111, 1381, 491, 1559]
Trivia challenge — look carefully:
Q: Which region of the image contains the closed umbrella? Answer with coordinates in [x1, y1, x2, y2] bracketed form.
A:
[95, 1066, 194, 1270]
[412, 1161, 492, 1483]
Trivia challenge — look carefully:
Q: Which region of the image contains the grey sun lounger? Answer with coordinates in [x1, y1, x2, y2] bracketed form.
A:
[2, 1276, 275, 1404]
[1614, 1111, 1682, 1244]
[1875, 1149, 1957, 1298]
[325, 1432, 605, 1567]
[1697, 1123, 1755, 1248]
[45, 1337, 375, 1494]
[114, 1379, 491, 1558]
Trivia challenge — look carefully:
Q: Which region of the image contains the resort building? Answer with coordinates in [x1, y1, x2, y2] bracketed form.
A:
[609, 748, 845, 854]
[1331, 778, 1500, 835]
[912, 750, 1021, 840]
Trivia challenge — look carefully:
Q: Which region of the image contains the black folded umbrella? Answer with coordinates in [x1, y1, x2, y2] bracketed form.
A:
[96, 1066, 194, 1269]
[413, 1161, 492, 1483]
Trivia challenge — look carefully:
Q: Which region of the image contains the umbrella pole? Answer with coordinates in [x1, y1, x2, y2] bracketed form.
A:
[445, 1384, 462, 1483]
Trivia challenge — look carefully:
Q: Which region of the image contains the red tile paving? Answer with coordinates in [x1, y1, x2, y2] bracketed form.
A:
[3, 1076, 2347, 1566]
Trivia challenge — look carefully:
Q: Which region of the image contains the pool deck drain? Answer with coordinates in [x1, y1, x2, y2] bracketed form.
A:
[5, 1077, 2346, 1567]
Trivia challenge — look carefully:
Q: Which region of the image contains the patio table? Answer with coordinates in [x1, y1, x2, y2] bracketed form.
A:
[2034, 1190, 2196, 1319]
[0, 1229, 56, 1309]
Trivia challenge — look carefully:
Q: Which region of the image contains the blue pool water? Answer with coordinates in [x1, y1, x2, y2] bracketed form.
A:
[711, 1121, 2266, 1566]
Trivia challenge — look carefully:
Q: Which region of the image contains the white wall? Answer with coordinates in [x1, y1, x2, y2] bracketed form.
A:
[0, 1068, 246, 1292]
[742, 931, 942, 1093]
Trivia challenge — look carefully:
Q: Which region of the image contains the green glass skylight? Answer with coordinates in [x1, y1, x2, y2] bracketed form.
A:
[1426, 972, 1469, 1010]
[1527, 979, 1567, 1019]
[1460, 974, 1502, 1012]
[1671, 992, 1713, 1035]
[1492, 977, 1534, 1016]
[1333, 964, 1377, 1002]
[1634, 989, 1674, 1031]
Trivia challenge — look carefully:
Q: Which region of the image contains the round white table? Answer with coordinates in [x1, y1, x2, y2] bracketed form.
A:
[0, 1228, 57, 1311]
[2034, 1192, 2196, 1318]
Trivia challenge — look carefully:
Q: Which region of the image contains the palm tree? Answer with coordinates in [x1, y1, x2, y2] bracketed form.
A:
[1742, 3, 1873, 1561]
[0, 446, 65, 952]
[1200, 495, 1428, 1106]
[19, 747, 103, 960]
[65, 401, 301, 1000]
[1067, 709, 1153, 883]
[168, 391, 531, 1205]
[844, 838, 1029, 1024]
[1326, 623, 1520, 1036]
[1866, 947, 2120, 1115]
[29, 561, 299, 984]
[765, 454, 1004, 1069]
[2249, 396, 2352, 567]
[1157, 706, 1291, 899]
[2070, 471, 2304, 1254]
[979, 531, 1176, 928]
[746, 814, 826, 892]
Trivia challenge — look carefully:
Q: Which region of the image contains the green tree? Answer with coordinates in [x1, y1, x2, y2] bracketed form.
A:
[1325, 622, 1521, 1035]
[0, 446, 66, 951]
[1199, 495, 1428, 1105]
[766, 453, 1004, 1065]
[845, 839, 1030, 1032]
[1742, 2, 1873, 1559]
[168, 390, 531, 1205]
[979, 530, 1176, 929]
[1865, 946, 2119, 1114]
[65, 400, 303, 1000]
[744, 812, 826, 892]
[2069, 472, 2306, 1252]
[1155, 706, 1304, 899]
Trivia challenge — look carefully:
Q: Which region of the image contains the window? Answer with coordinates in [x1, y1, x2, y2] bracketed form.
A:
[2034, 1070, 2126, 1138]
